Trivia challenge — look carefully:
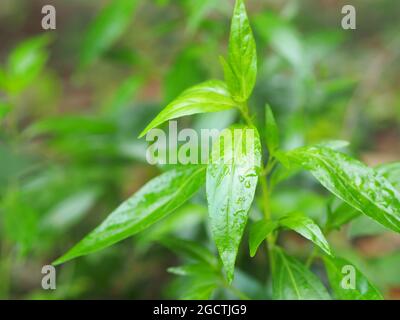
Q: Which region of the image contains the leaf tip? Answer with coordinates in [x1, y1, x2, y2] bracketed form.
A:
[51, 256, 66, 266]
[138, 125, 152, 138]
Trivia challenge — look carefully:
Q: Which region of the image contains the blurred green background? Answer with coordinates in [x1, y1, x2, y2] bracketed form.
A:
[0, 0, 399, 299]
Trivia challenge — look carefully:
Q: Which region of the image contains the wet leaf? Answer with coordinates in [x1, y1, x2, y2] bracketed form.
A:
[286, 146, 400, 233]
[327, 161, 400, 230]
[206, 126, 261, 282]
[248, 220, 278, 257]
[54, 165, 206, 265]
[273, 247, 331, 300]
[249, 212, 331, 257]
[139, 80, 236, 138]
[279, 212, 332, 256]
[222, 0, 257, 102]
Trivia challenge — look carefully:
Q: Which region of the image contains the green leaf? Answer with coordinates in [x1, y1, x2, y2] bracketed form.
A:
[272, 247, 331, 300]
[79, 0, 140, 69]
[279, 212, 332, 256]
[323, 256, 383, 300]
[220, 56, 241, 101]
[286, 146, 400, 233]
[248, 220, 278, 257]
[53, 165, 206, 265]
[206, 126, 261, 282]
[249, 213, 331, 258]
[139, 80, 236, 138]
[6, 35, 50, 93]
[327, 162, 400, 231]
[265, 104, 279, 153]
[223, 0, 257, 102]
[159, 237, 218, 267]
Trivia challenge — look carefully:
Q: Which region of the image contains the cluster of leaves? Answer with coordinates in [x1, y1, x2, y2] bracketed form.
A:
[53, 0, 400, 300]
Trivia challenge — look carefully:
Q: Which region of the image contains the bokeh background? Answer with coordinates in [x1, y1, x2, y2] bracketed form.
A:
[0, 0, 399, 299]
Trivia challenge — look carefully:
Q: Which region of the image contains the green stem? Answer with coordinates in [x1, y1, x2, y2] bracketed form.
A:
[260, 177, 271, 220]
[239, 101, 277, 276]
[260, 164, 276, 274]
[238, 102, 254, 127]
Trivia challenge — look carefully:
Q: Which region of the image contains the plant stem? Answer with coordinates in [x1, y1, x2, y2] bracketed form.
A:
[238, 102, 254, 127]
[239, 101, 276, 275]
[261, 177, 276, 270]
[260, 177, 270, 220]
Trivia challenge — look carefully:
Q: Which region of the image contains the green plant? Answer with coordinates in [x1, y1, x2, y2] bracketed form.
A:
[54, 0, 400, 300]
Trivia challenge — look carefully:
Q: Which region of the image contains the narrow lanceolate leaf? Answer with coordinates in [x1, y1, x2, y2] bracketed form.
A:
[223, 0, 257, 102]
[273, 247, 331, 300]
[207, 126, 262, 282]
[323, 256, 383, 300]
[264, 104, 279, 153]
[139, 80, 236, 138]
[79, 0, 140, 69]
[279, 212, 332, 256]
[54, 165, 206, 265]
[286, 146, 400, 233]
[327, 161, 400, 231]
[249, 220, 278, 257]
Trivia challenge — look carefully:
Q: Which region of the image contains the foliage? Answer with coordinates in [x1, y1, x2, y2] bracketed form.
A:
[0, 0, 399, 300]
